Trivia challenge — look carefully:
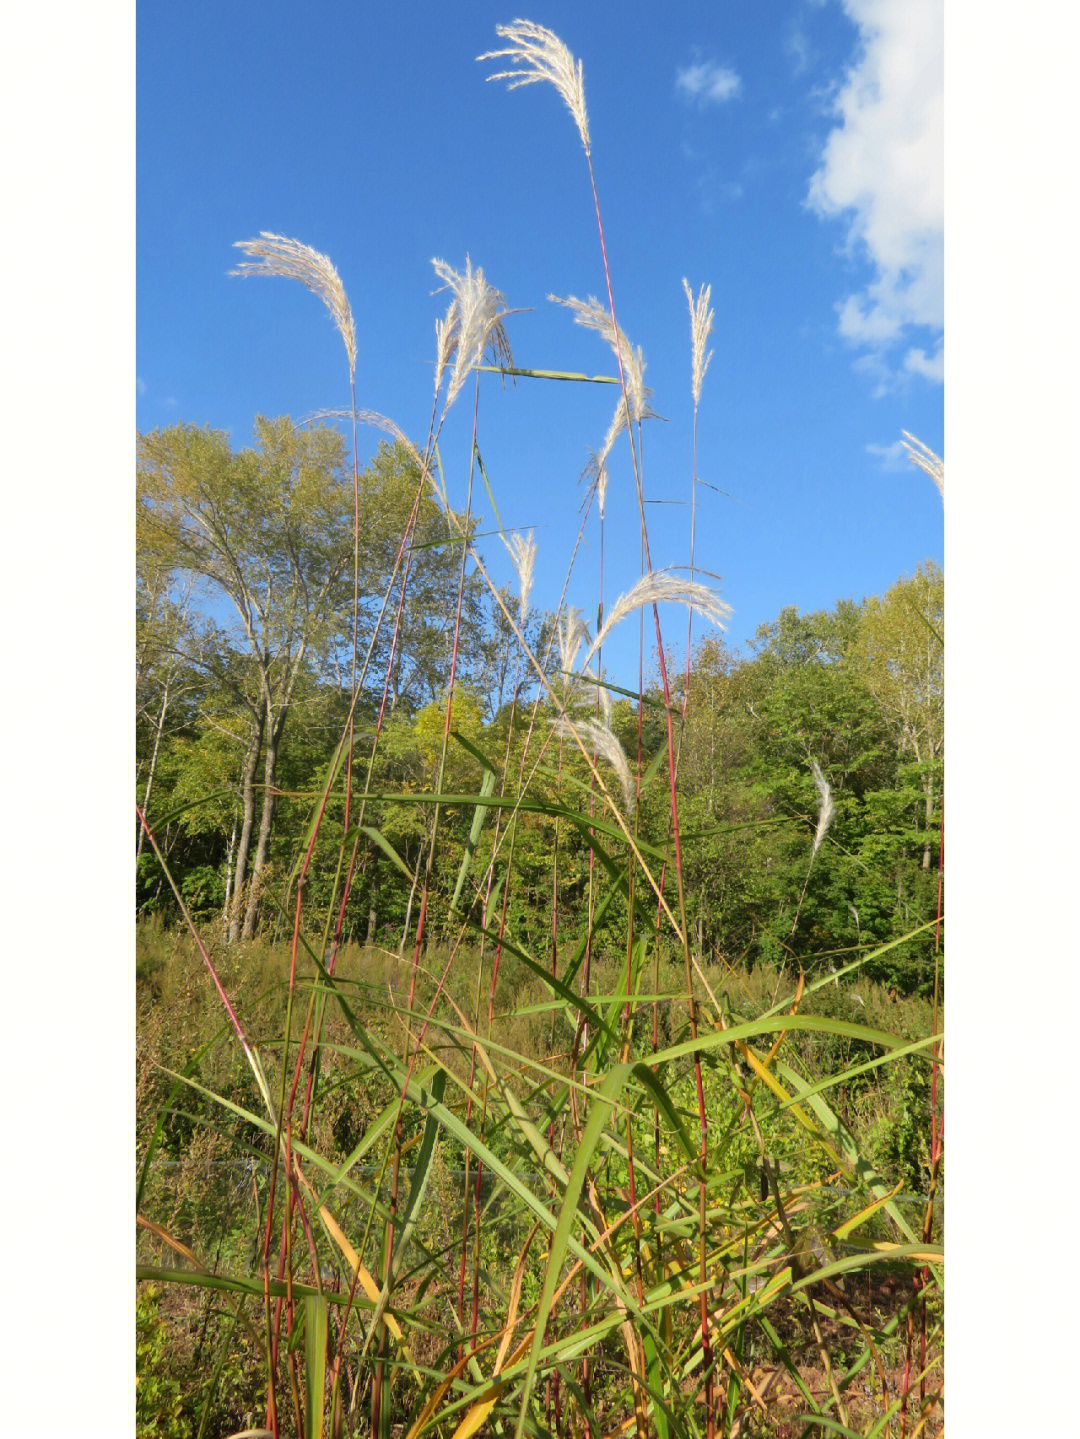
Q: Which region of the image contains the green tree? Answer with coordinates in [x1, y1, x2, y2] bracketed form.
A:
[852, 561, 944, 868]
[138, 417, 354, 940]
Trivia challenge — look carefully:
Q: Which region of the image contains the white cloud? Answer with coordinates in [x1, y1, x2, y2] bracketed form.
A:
[903, 342, 944, 381]
[676, 60, 742, 106]
[865, 439, 908, 471]
[136, 375, 147, 396]
[807, 0, 942, 383]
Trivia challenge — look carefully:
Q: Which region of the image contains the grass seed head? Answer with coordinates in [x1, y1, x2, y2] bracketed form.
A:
[479, 19, 591, 156]
[432, 256, 514, 410]
[682, 278, 715, 409]
[809, 759, 836, 860]
[232, 233, 357, 382]
[502, 528, 537, 622]
[557, 606, 589, 676]
[585, 572, 731, 666]
[901, 431, 944, 501]
[554, 716, 634, 814]
[550, 294, 653, 427]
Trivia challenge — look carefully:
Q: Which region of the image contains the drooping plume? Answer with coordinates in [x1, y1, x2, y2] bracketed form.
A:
[231, 233, 357, 383]
[583, 572, 731, 667]
[809, 759, 836, 861]
[902, 431, 944, 501]
[554, 716, 634, 814]
[479, 20, 591, 156]
[550, 294, 653, 426]
[431, 256, 513, 410]
[682, 278, 715, 409]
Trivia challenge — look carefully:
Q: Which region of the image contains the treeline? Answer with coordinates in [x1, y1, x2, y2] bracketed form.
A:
[137, 419, 943, 993]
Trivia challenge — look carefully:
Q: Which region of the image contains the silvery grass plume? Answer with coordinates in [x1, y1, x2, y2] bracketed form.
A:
[581, 405, 625, 520]
[552, 606, 610, 723]
[682, 279, 715, 409]
[432, 256, 514, 410]
[902, 431, 944, 501]
[557, 605, 589, 675]
[232, 233, 356, 383]
[479, 20, 591, 156]
[555, 716, 634, 814]
[550, 294, 653, 426]
[809, 759, 836, 862]
[582, 572, 732, 667]
[501, 529, 536, 622]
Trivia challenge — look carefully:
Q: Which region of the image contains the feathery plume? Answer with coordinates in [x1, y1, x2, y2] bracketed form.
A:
[901, 431, 944, 501]
[583, 572, 731, 666]
[556, 606, 589, 676]
[432, 256, 513, 410]
[232, 233, 356, 382]
[682, 278, 715, 409]
[595, 462, 609, 520]
[579, 666, 612, 726]
[555, 716, 634, 814]
[809, 759, 835, 861]
[582, 393, 632, 519]
[501, 529, 537, 622]
[550, 294, 652, 425]
[479, 20, 591, 155]
[434, 310, 458, 397]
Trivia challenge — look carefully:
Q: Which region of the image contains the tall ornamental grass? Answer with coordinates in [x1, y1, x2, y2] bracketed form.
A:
[137, 20, 943, 1439]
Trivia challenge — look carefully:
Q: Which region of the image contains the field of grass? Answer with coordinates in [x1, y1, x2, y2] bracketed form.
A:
[136, 20, 943, 1438]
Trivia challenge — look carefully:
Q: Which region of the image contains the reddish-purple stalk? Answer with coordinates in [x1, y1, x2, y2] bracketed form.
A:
[269, 390, 446, 1429]
[259, 498, 429, 1426]
[583, 150, 715, 1435]
[458, 487, 603, 1344]
[617, 511, 648, 1313]
[261, 460, 433, 1415]
[375, 379, 480, 1432]
[573, 479, 606, 1439]
[456, 703, 519, 1339]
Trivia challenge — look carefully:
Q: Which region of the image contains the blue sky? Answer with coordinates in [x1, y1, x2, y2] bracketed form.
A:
[137, 0, 943, 686]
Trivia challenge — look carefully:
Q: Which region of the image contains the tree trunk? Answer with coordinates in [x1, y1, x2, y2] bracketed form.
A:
[228, 704, 265, 945]
[400, 853, 422, 955]
[242, 706, 288, 940]
[136, 680, 171, 857]
[922, 774, 934, 870]
[222, 813, 237, 943]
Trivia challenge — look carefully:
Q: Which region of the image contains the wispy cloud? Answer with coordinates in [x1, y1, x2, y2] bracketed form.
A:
[807, 0, 942, 388]
[865, 439, 908, 471]
[136, 375, 147, 396]
[676, 59, 741, 106]
[903, 343, 944, 382]
[785, 20, 815, 76]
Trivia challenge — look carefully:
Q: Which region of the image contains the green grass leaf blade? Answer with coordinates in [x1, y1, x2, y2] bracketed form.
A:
[304, 1293, 329, 1439]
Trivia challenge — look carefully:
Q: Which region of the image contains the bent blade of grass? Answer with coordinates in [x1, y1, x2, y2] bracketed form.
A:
[775, 1031, 941, 1112]
[358, 824, 415, 884]
[290, 1162, 404, 1343]
[450, 768, 496, 915]
[771, 1058, 920, 1247]
[389, 1068, 446, 1281]
[476, 364, 620, 384]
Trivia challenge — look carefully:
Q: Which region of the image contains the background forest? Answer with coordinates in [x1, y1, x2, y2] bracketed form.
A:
[137, 424, 942, 995]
